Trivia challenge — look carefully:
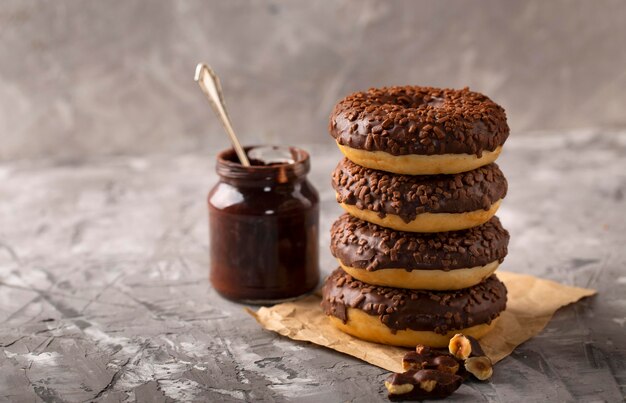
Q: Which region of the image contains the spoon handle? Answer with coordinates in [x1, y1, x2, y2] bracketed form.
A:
[195, 63, 250, 166]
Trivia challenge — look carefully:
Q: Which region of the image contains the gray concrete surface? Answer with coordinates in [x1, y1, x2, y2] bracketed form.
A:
[1, 130, 625, 402]
[2, 1, 626, 161]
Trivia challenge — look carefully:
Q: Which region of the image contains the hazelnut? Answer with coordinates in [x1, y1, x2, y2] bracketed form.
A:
[414, 369, 464, 398]
[465, 356, 493, 380]
[385, 369, 464, 399]
[432, 355, 460, 374]
[415, 344, 431, 355]
[402, 359, 423, 372]
[403, 347, 461, 374]
[402, 351, 427, 371]
[419, 379, 437, 393]
[384, 381, 414, 395]
[448, 333, 472, 360]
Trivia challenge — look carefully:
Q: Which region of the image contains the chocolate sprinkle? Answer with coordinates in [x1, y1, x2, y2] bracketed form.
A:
[329, 86, 509, 156]
[321, 268, 507, 334]
[330, 214, 509, 271]
[332, 158, 507, 222]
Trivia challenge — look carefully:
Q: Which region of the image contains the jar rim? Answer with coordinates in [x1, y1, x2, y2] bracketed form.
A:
[216, 145, 310, 183]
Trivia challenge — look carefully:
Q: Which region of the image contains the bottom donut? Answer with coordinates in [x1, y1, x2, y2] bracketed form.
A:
[321, 268, 507, 348]
[328, 310, 497, 348]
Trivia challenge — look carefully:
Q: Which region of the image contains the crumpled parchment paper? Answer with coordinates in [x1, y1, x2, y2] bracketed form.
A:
[247, 271, 596, 373]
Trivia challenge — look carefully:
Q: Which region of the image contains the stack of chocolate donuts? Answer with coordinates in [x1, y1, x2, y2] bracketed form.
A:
[321, 86, 510, 347]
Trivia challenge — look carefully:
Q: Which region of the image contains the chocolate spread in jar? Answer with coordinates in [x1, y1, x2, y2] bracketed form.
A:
[208, 146, 320, 303]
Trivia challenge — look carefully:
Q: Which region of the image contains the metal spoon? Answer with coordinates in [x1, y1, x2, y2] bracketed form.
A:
[194, 63, 250, 166]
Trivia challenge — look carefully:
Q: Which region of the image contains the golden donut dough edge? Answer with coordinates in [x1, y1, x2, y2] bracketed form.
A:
[339, 199, 502, 233]
[337, 143, 503, 175]
[340, 260, 500, 291]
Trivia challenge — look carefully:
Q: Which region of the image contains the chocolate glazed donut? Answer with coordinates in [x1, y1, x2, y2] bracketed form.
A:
[332, 158, 507, 233]
[330, 214, 509, 290]
[321, 268, 507, 348]
[329, 86, 509, 175]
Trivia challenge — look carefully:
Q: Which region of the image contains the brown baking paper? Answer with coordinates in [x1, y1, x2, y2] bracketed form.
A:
[246, 271, 596, 373]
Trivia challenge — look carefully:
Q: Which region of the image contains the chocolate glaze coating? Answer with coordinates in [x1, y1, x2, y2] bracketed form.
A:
[330, 214, 509, 271]
[321, 268, 507, 334]
[332, 158, 507, 222]
[402, 348, 461, 374]
[329, 86, 509, 156]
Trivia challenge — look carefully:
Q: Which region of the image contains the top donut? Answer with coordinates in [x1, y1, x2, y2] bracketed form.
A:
[329, 86, 509, 175]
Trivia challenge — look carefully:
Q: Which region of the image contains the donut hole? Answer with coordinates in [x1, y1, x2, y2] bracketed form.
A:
[373, 91, 446, 111]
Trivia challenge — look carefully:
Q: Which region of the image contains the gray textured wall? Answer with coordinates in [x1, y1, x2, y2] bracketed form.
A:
[1, 0, 626, 161]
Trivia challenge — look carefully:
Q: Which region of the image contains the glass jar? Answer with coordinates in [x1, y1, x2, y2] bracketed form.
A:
[208, 146, 320, 303]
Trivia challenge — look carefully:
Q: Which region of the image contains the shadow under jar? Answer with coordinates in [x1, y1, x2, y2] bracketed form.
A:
[208, 146, 320, 304]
